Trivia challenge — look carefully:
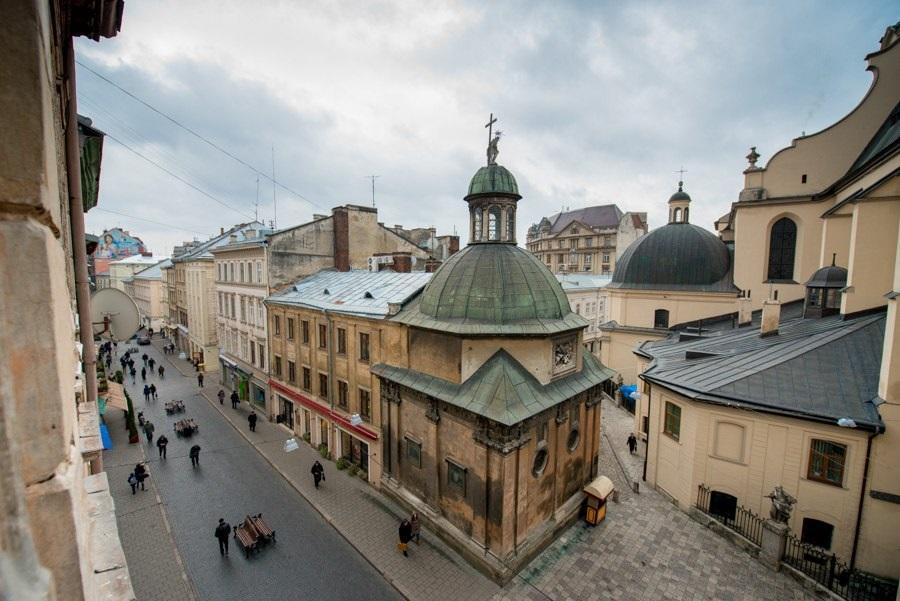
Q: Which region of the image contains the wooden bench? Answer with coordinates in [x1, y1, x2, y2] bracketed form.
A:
[248, 514, 276, 544]
[164, 400, 185, 415]
[173, 419, 198, 437]
[233, 521, 259, 558]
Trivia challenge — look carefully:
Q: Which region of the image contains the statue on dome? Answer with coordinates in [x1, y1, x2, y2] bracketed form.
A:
[487, 131, 502, 166]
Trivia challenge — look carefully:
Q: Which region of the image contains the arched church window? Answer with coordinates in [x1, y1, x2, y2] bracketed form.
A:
[472, 208, 482, 242]
[767, 218, 797, 280]
[673, 207, 682, 223]
[488, 207, 501, 241]
[654, 309, 669, 329]
[506, 208, 515, 241]
[683, 207, 689, 223]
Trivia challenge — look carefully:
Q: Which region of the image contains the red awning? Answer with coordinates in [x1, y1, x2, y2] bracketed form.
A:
[270, 380, 379, 441]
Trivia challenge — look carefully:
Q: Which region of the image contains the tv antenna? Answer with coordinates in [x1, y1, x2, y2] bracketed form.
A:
[365, 175, 380, 207]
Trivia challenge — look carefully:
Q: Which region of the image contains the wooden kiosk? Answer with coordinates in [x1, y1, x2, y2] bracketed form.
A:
[583, 476, 615, 525]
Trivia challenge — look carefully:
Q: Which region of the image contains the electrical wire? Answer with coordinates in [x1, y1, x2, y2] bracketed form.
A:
[76, 60, 328, 211]
[91, 208, 211, 237]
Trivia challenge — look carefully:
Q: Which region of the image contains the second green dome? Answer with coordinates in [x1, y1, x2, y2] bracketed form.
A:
[467, 164, 519, 197]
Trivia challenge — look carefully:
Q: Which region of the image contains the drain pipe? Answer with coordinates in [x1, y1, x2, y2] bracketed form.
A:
[641, 378, 650, 482]
[65, 37, 97, 405]
[850, 428, 880, 569]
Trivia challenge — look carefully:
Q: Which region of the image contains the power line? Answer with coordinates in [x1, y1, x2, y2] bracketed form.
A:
[91, 208, 211, 237]
[76, 60, 327, 211]
[103, 133, 256, 220]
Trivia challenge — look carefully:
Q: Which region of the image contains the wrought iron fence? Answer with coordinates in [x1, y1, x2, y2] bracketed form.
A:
[783, 534, 898, 601]
[696, 484, 764, 547]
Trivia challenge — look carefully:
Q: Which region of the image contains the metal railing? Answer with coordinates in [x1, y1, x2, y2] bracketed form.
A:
[696, 484, 764, 547]
[783, 534, 897, 601]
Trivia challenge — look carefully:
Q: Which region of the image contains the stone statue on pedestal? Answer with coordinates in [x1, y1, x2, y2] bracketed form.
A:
[765, 486, 796, 524]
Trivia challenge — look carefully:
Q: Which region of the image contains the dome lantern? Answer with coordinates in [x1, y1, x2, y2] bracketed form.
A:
[668, 180, 691, 224]
[803, 254, 847, 318]
[465, 115, 521, 245]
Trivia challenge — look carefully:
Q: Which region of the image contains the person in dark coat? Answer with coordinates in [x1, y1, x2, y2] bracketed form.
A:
[214, 518, 231, 556]
[627, 433, 638, 455]
[311, 460, 325, 488]
[158, 365, 165, 379]
[197, 373, 204, 388]
[144, 420, 155, 445]
[142, 353, 148, 366]
[156, 434, 169, 459]
[129, 365, 137, 384]
[141, 366, 147, 382]
[148, 357, 155, 371]
[398, 519, 412, 556]
[128, 472, 138, 494]
[217, 389, 225, 405]
[143, 384, 151, 402]
[150, 383, 157, 400]
[189, 444, 201, 467]
[230, 391, 239, 409]
[134, 463, 147, 491]
[248, 411, 258, 432]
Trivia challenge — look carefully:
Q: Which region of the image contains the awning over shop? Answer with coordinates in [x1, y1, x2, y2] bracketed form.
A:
[105, 381, 128, 411]
[99, 423, 113, 450]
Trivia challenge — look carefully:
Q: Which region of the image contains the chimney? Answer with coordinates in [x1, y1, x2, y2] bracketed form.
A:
[448, 235, 460, 256]
[737, 290, 752, 326]
[391, 252, 412, 273]
[244, 228, 256, 239]
[760, 291, 780, 337]
[229, 234, 238, 243]
[220, 227, 225, 235]
[425, 258, 442, 273]
[332, 206, 350, 272]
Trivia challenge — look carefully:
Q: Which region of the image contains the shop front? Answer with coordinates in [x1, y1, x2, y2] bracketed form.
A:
[277, 394, 294, 429]
[339, 429, 369, 473]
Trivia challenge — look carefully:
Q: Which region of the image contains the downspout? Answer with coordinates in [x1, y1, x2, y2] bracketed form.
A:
[850, 428, 879, 569]
[65, 38, 97, 405]
[323, 308, 335, 448]
[642, 378, 650, 482]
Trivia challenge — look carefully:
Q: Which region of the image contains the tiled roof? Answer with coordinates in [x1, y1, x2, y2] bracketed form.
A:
[372, 350, 613, 425]
[639, 312, 886, 430]
[548, 205, 623, 234]
[266, 270, 432, 318]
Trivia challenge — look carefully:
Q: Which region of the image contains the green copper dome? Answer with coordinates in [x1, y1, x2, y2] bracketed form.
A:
[467, 165, 520, 197]
[419, 244, 570, 324]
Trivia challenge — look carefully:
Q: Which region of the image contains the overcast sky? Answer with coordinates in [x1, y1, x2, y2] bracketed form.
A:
[77, 1, 897, 256]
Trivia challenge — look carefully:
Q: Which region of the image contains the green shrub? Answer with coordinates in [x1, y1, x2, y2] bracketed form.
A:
[358, 470, 368, 481]
[347, 464, 359, 477]
[302, 432, 311, 443]
[318, 444, 331, 459]
[336, 457, 348, 470]
[114, 370, 124, 384]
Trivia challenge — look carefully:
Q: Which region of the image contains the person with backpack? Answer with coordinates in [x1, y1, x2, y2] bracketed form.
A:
[156, 434, 169, 459]
[128, 472, 139, 494]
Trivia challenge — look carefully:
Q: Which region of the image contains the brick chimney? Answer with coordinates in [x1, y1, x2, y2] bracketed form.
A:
[391, 252, 412, 273]
[760, 291, 780, 337]
[425, 258, 442, 273]
[332, 206, 350, 272]
[448, 236, 460, 256]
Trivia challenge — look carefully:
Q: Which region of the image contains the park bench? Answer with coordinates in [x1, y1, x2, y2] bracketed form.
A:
[248, 514, 276, 544]
[164, 400, 185, 415]
[233, 521, 259, 558]
[173, 418, 198, 437]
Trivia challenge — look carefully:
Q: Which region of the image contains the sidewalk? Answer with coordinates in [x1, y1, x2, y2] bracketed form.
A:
[160, 343, 501, 601]
[600, 396, 645, 488]
[102, 387, 197, 601]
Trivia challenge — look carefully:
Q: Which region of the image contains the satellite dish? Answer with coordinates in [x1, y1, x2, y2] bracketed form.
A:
[90, 288, 141, 341]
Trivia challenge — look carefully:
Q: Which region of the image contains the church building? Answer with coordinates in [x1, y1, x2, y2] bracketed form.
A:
[372, 133, 613, 582]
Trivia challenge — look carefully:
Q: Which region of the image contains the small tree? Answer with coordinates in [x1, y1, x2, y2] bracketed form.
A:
[124, 389, 139, 443]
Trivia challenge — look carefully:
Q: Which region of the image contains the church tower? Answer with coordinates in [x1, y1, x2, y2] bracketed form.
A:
[668, 181, 691, 224]
[466, 126, 521, 244]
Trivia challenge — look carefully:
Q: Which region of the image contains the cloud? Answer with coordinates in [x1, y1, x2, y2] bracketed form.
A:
[79, 0, 897, 256]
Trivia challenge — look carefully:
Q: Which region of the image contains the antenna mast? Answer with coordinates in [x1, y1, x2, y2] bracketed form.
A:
[366, 175, 380, 207]
[254, 175, 260, 222]
[272, 146, 277, 229]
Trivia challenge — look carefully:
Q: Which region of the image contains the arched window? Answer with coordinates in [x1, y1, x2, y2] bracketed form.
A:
[506, 208, 515, 241]
[654, 309, 669, 329]
[472, 208, 482, 242]
[673, 207, 682, 223]
[767, 218, 797, 280]
[488, 207, 501, 241]
[683, 207, 689, 223]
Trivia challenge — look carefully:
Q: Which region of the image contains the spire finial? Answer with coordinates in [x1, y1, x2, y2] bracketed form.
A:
[675, 166, 687, 190]
[832, 252, 836, 267]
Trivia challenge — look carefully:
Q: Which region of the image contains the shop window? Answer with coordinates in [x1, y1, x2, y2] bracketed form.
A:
[337, 327, 347, 355]
[287, 360, 296, 384]
[710, 491, 737, 522]
[359, 332, 370, 362]
[302, 367, 311, 391]
[359, 388, 371, 421]
[767, 217, 797, 281]
[338, 380, 348, 409]
[318, 324, 328, 349]
[664, 402, 681, 441]
[319, 373, 328, 398]
[807, 439, 846, 486]
[801, 518, 834, 550]
[447, 459, 467, 494]
[406, 437, 422, 469]
[654, 309, 669, 329]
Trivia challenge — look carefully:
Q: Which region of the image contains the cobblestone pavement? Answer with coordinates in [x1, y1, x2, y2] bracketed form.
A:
[111, 338, 401, 601]
[103, 389, 197, 601]
[601, 396, 646, 487]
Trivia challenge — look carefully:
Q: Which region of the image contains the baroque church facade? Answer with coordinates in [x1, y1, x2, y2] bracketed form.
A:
[373, 139, 612, 582]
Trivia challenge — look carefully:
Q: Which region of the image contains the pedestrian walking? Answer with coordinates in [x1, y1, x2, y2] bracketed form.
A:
[127, 472, 138, 495]
[189, 444, 201, 467]
[214, 518, 231, 556]
[197, 373, 204, 388]
[105, 355, 112, 370]
[144, 420, 155, 445]
[129, 366, 136, 384]
[143, 384, 150, 402]
[158, 365, 165, 379]
[627, 433, 638, 455]
[398, 519, 412, 557]
[217, 389, 225, 405]
[150, 383, 157, 400]
[311, 460, 325, 488]
[156, 434, 169, 459]
[148, 327, 154, 338]
[141, 367, 147, 382]
[248, 411, 258, 432]
[231, 391, 239, 409]
[148, 357, 156, 371]
[410, 512, 421, 544]
[134, 463, 147, 491]
[142, 353, 148, 366]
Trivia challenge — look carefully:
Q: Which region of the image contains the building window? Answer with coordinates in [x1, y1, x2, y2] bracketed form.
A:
[229, 263, 234, 281]
[337, 380, 348, 409]
[359, 388, 371, 421]
[602, 253, 610, 263]
[257, 261, 263, 283]
[506, 208, 515, 241]
[807, 439, 846, 486]
[318, 324, 328, 349]
[273, 315, 281, 336]
[406, 437, 422, 469]
[230, 295, 236, 318]
[472, 208, 482, 242]
[569, 238, 577, 249]
[302, 320, 310, 344]
[654, 309, 669, 329]
[567, 428, 580, 452]
[250, 341, 256, 365]
[710, 491, 738, 522]
[359, 332, 370, 362]
[273, 355, 282, 378]
[258, 342, 265, 369]
[767, 217, 797, 281]
[585, 237, 593, 247]
[532, 446, 549, 477]
[663, 402, 681, 441]
[287, 318, 295, 340]
[447, 459, 467, 494]
[801, 518, 834, 550]
[488, 206, 500, 241]
[239, 263, 244, 282]
[302, 366, 311, 391]
[288, 360, 296, 384]
[319, 373, 328, 398]
[240, 297, 246, 322]
[337, 327, 347, 355]
[584, 254, 592, 271]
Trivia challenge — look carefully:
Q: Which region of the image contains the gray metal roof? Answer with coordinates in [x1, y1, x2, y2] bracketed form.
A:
[172, 222, 266, 263]
[639, 311, 886, 430]
[266, 270, 432, 318]
[556, 274, 612, 291]
[132, 258, 172, 280]
[372, 350, 613, 425]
